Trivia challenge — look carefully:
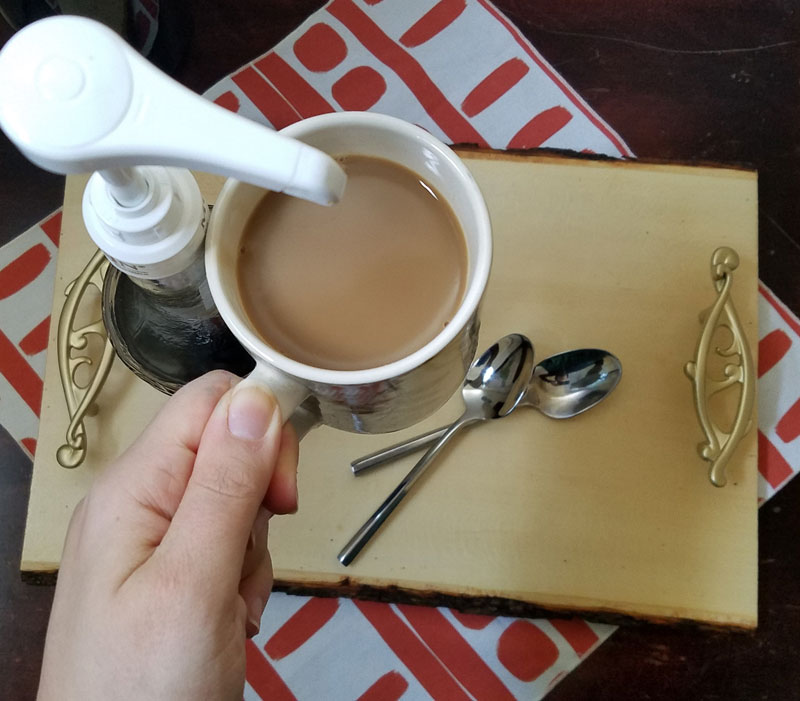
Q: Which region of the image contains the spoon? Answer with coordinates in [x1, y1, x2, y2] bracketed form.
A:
[337, 333, 535, 566]
[351, 347, 622, 474]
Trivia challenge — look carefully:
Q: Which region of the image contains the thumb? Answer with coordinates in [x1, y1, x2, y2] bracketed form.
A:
[160, 385, 283, 588]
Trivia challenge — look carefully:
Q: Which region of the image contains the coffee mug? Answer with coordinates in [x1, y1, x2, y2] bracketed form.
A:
[205, 112, 492, 434]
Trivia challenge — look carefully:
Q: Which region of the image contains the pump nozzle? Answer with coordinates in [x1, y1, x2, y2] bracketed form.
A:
[98, 167, 149, 207]
[0, 15, 346, 205]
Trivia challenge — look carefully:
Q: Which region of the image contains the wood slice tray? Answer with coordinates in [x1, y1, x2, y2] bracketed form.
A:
[23, 150, 759, 628]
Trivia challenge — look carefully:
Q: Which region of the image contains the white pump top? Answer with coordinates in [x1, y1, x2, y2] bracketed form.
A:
[0, 15, 345, 204]
[0, 15, 347, 278]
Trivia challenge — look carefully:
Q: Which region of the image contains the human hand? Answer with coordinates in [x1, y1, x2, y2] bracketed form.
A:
[37, 370, 299, 701]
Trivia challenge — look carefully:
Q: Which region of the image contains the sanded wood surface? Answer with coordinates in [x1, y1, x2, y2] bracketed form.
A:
[23, 151, 759, 628]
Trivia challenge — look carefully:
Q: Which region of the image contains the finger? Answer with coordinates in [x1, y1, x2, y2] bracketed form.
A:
[239, 526, 274, 638]
[51, 497, 88, 589]
[95, 370, 237, 517]
[241, 506, 271, 582]
[264, 423, 299, 515]
[73, 372, 238, 582]
[160, 386, 282, 588]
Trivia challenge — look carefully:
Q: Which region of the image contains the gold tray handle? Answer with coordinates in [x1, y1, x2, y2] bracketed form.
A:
[684, 247, 755, 487]
[56, 249, 115, 468]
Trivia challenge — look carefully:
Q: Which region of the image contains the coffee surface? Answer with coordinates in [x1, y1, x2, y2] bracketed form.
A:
[237, 155, 468, 371]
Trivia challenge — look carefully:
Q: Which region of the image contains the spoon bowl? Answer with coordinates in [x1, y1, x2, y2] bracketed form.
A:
[460, 333, 536, 421]
[527, 348, 622, 418]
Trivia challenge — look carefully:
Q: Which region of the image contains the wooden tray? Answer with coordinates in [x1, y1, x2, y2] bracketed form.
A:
[23, 151, 759, 628]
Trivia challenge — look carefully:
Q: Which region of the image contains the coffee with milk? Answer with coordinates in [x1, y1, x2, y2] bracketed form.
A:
[237, 155, 468, 371]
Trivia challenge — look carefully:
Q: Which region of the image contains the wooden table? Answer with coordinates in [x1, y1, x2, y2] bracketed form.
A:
[2, 2, 798, 698]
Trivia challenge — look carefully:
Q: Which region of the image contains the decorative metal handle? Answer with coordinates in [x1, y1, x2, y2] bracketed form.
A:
[56, 249, 115, 468]
[684, 247, 755, 487]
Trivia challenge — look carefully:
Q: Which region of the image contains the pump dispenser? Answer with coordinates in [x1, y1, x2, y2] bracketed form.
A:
[0, 15, 347, 390]
[83, 166, 207, 287]
[0, 15, 345, 281]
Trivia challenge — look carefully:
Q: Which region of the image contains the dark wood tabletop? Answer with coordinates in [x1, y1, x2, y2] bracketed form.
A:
[2, 2, 799, 698]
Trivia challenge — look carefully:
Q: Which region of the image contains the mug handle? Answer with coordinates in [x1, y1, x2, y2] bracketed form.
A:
[235, 361, 311, 434]
[288, 402, 323, 441]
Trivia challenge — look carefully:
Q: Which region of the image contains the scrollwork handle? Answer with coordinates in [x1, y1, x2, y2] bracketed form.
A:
[56, 249, 115, 468]
[684, 247, 755, 487]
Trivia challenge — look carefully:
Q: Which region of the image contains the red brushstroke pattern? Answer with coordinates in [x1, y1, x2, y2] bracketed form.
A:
[265, 598, 339, 660]
[21, 437, 37, 456]
[399, 0, 467, 47]
[450, 610, 493, 629]
[549, 618, 599, 657]
[776, 398, 800, 444]
[758, 430, 794, 489]
[213, 90, 240, 113]
[760, 283, 800, 338]
[328, 0, 488, 146]
[19, 316, 50, 356]
[245, 640, 297, 701]
[294, 23, 348, 72]
[332, 66, 387, 110]
[0, 330, 42, 415]
[0, 244, 51, 301]
[254, 53, 334, 118]
[398, 604, 515, 700]
[355, 601, 472, 700]
[507, 106, 572, 149]
[40, 211, 62, 246]
[476, 0, 632, 156]
[758, 329, 791, 377]
[462, 57, 529, 117]
[356, 671, 408, 701]
[497, 620, 559, 681]
[232, 66, 300, 129]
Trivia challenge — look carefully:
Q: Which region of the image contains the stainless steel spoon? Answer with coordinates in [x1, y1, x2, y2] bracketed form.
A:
[351, 348, 622, 473]
[337, 333, 535, 566]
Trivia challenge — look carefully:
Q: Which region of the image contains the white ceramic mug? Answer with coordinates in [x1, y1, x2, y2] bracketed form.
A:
[205, 112, 491, 434]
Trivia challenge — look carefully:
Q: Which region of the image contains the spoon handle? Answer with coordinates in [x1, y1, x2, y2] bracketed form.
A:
[351, 426, 449, 474]
[338, 418, 472, 566]
[352, 397, 534, 474]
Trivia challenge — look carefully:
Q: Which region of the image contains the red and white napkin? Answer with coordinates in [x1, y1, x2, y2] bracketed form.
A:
[204, 0, 631, 158]
[2, 1, 798, 698]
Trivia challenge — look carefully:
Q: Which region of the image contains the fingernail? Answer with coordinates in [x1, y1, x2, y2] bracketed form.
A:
[246, 614, 261, 638]
[228, 387, 276, 440]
